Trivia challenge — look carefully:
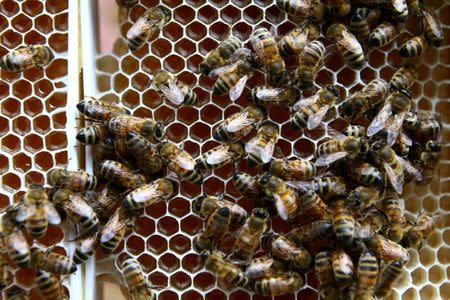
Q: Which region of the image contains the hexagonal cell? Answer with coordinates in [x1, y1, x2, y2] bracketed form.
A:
[420, 285, 438, 299]
[1, 30, 22, 49]
[175, 38, 196, 57]
[186, 21, 207, 41]
[157, 216, 179, 236]
[35, 151, 54, 171]
[13, 153, 31, 173]
[0, 0, 19, 16]
[147, 235, 168, 255]
[2, 172, 21, 192]
[2, 98, 20, 118]
[25, 170, 45, 185]
[34, 79, 54, 98]
[48, 33, 68, 53]
[293, 138, 315, 159]
[126, 235, 145, 255]
[159, 253, 180, 272]
[12, 116, 31, 136]
[170, 271, 191, 290]
[177, 106, 198, 125]
[203, 176, 225, 195]
[12, 80, 33, 99]
[46, 59, 68, 80]
[198, 5, 218, 24]
[113, 73, 129, 93]
[205, 289, 226, 300]
[45, 93, 66, 113]
[243, 5, 263, 24]
[97, 55, 119, 73]
[135, 216, 155, 236]
[209, 21, 230, 40]
[182, 253, 202, 273]
[174, 5, 195, 25]
[0, 154, 8, 174]
[163, 22, 183, 42]
[164, 54, 185, 74]
[187, 54, 202, 73]
[411, 267, 427, 285]
[35, 14, 53, 34]
[151, 38, 173, 58]
[12, 13, 32, 32]
[220, 5, 241, 24]
[194, 272, 215, 291]
[131, 72, 150, 91]
[2, 134, 21, 154]
[52, 112, 66, 129]
[169, 234, 191, 254]
[45, 131, 67, 151]
[154, 105, 175, 124]
[46, 0, 68, 13]
[166, 123, 188, 143]
[137, 253, 157, 273]
[190, 121, 211, 142]
[180, 215, 202, 235]
[145, 200, 167, 219]
[54, 12, 68, 31]
[232, 22, 253, 41]
[38, 225, 64, 246]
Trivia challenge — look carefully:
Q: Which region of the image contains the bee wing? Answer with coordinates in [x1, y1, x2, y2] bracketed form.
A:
[226, 111, 253, 132]
[159, 79, 184, 106]
[292, 94, 319, 112]
[15, 204, 34, 222]
[126, 16, 157, 39]
[66, 195, 94, 218]
[285, 180, 312, 192]
[382, 162, 403, 194]
[256, 88, 283, 101]
[367, 101, 392, 137]
[291, 30, 309, 51]
[327, 127, 347, 139]
[387, 110, 408, 146]
[339, 30, 363, 54]
[205, 145, 233, 165]
[423, 10, 442, 36]
[80, 234, 98, 252]
[315, 151, 349, 167]
[274, 194, 289, 221]
[401, 132, 412, 146]
[209, 63, 238, 78]
[7, 230, 28, 251]
[101, 213, 126, 243]
[228, 48, 252, 61]
[175, 151, 196, 170]
[245, 137, 276, 163]
[307, 105, 330, 130]
[44, 202, 61, 225]
[229, 75, 248, 101]
[397, 155, 422, 181]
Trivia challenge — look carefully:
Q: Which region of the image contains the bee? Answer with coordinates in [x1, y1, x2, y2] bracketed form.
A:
[193, 194, 247, 225]
[329, 0, 352, 17]
[107, 115, 166, 143]
[276, 0, 328, 22]
[233, 208, 269, 263]
[381, 191, 406, 242]
[297, 190, 328, 220]
[349, 8, 370, 48]
[400, 212, 436, 248]
[411, 140, 441, 184]
[76, 124, 109, 145]
[213, 105, 266, 142]
[245, 256, 287, 281]
[126, 6, 171, 51]
[122, 178, 175, 212]
[15, 185, 61, 239]
[342, 125, 367, 138]
[31, 248, 77, 275]
[403, 110, 442, 143]
[35, 269, 65, 300]
[152, 69, 197, 106]
[121, 257, 156, 300]
[94, 138, 116, 162]
[200, 35, 243, 76]
[315, 136, 369, 167]
[116, 0, 138, 8]
[245, 122, 279, 166]
[315, 251, 340, 300]
[195, 141, 245, 170]
[251, 28, 286, 81]
[347, 186, 380, 210]
[3, 230, 31, 268]
[288, 219, 334, 245]
[199, 250, 248, 288]
[387, 0, 409, 22]
[364, 234, 409, 262]
[5, 286, 29, 300]
[268, 158, 316, 181]
[296, 40, 326, 89]
[330, 198, 355, 246]
[73, 232, 99, 264]
[158, 141, 203, 184]
[399, 35, 428, 58]
[326, 23, 365, 69]
[126, 132, 163, 177]
[374, 260, 403, 298]
[369, 22, 398, 49]
[390, 66, 416, 91]
[47, 168, 97, 192]
[292, 85, 340, 131]
[335, 159, 385, 188]
[289, 176, 348, 199]
[193, 207, 230, 251]
[253, 271, 305, 296]
[258, 173, 299, 222]
[356, 250, 379, 300]
[100, 208, 128, 254]
[97, 160, 146, 190]
[369, 141, 421, 194]
[358, 208, 388, 236]
[232, 172, 264, 199]
[51, 189, 100, 234]
[87, 186, 119, 221]
[421, 8, 443, 47]
[278, 22, 320, 57]
[248, 86, 300, 106]
[331, 249, 355, 288]
[339, 78, 389, 120]
[0, 250, 6, 289]
[261, 232, 312, 271]
[0, 45, 54, 72]
[76, 97, 129, 121]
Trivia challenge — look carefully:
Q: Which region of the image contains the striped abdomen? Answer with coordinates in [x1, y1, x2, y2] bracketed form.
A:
[369, 22, 397, 48]
[298, 190, 327, 220]
[36, 269, 64, 300]
[356, 250, 379, 300]
[399, 35, 427, 58]
[332, 201, 355, 246]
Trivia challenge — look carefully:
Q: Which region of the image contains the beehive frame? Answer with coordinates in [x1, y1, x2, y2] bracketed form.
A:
[0, 0, 449, 299]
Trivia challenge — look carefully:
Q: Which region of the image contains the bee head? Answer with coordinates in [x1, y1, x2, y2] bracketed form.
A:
[199, 62, 210, 76]
[338, 100, 356, 119]
[199, 250, 210, 264]
[192, 195, 206, 214]
[426, 140, 441, 152]
[326, 84, 340, 97]
[144, 121, 165, 142]
[253, 208, 269, 220]
[160, 6, 172, 20]
[258, 172, 271, 186]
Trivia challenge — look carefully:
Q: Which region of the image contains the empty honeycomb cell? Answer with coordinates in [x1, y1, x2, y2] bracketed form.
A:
[149, 271, 169, 289]
[34, 151, 53, 171]
[174, 5, 195, 25]
[199, 76, 215, 93]
[159, 253, 181, 272]
[54, 151, 67, 165]
[232, 21, 252, 40]
[180, 181, 202, 199]
[137, 253, 157, 273]
[45, 131, 67, 150]
[0, 0, 19, 16]
[48, 32, 68, 52]
[269, 105, 290, 124]
[51, 112, 66, 128]
[221, 5, 241, 24]
[420, 285, 438, 299]
[12, 13, 32, 32]
[187, 54, 202, 74]
[54, 12, 68, 31]
[135, 217, 156, 236]
[190, 121, 211, 142]
[411, 267, 427, 286]
[186, 21, 207, 41]
[168, 197, 190, 218]
[198, 37, 217, 57]
[12, 79, 32, 99]
[182, 140, 200, 157]
[437, 247, 450, 265]
[46, 58, 68, 79]
[23, 68, 44, 83]
[294, 138, 315, 158]
[198, 5, 218, 24]
[13, 152, 31, 173]
[0, 193, 9, 209]
[126, 235, 145, 255]
[158, 216, 179, 236]
[45, 92, 66, 112]
[203, 176, 225, 195]
[0, 153, 8, 173]
[169, 234, 191, 254]
[147, 235, 168, 255]
[405, 196, 421, 214]
[171, 272, 192, 290]
[35, 14, 53, 34]
[214, 163, 234, 180]
[97, 74, 111, 92]
[151, 38, 173, 58]
[154, 105, 175, 123]
[146, 202, 167, 220]
[34, 79, 53, 98]
[0, 116, 9, 137]
[24, 29, 46, 46]
[428, 265, 445, 284]
[265, 4, 284, 24]
[423, 195, 438, 213]
[23, 133, 43, 153]
[181, 254, 201, 274]
[45, 0, 68, 14]
[167, 123, 188, 142]
[175, 39, 196, 57]
[180, 215, 202, 235]
[0, 80, 9, 99]
[2, 133, 21, 154]
[276, 139, 292, 158]
[113, 73, 129, 93]
[210, 21, 231, 41]
[12, 116, 31, 136]
[25, 170, 45, 185]
[164, 54, 186, 73]
[113, 38, 128, 57]
[131, 72, 150, 91]
[163, 22, 183, 42]
[438, 83, 450, 98]
[243, 5, 263, 24]
[200, 104, 222, 124]
[205, 289, 226, 300]
[97, 55, 119, 73]
[194, 272, 215, 291]
[281, 123, 302, 140]
[177, 106, 198, 125]
[419, 246, 436, 266]
[142, 89, 163, 109]
[2, 98, 20, 118]
[2, 172, 21, 192]
[122, 89, 140, 109]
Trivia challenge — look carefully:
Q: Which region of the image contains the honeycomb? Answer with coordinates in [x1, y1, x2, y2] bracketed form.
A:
[0, 0, 70, 298]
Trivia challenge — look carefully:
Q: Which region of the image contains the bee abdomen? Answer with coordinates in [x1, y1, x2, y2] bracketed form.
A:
[399, 35, 427, 58]
[36, 269, 64, 300]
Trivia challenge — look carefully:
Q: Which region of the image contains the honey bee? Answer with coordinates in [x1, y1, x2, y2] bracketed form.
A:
[76, 124, 109, 145]
[400, 212, 437, 248]
[334, 159, 385, 188]
[364, 234, 409, 262]
[126, 132, 163, 177]
[47, 168, 97, 192]
[347, 186, 380, 210]
[200, 35, 243, 76]
[331, 249, 355, 288]
[3, 230, 31, 268]
[342, 125, 367, 138]
[297, 190, 328, 220]
[97, 160, 146, 190]
[356, 250, 379, 300]
[292, 85, 340, 131]
[390, 66, 416, 91]
[195, 141, 246, 170]
[411, 140, 441, 184]
[108, 115, 166, 143]
[296, 40, 326, 89]
[399, 35, 428, 58]
[5, 286, 29, 300]
[213, 105, 267, 142]
[51, 189, 100, 234]
[253, 271, 305, 296]
[232, 172, 263, 199]
[126, 6, 171, 51]
[421, 8, 443, 47]
[35, 269, 65, 300]
[276, 0, 328, 22]
[369, 22, 398, 48]
[289, 176, 348, 199]
[349, 8, 370, 48]
[251, 28, 286, 81]
[0, 45, 54, 72]
[315, 251, 340, 300]
[94, 138, 116, 162]
[87, 186, 120, 221]
[387, 0, 409, 22]
[73, 232, 99, 264]
[31, 248, 77, 275]
[116, 0, 138, 8]
[374, 260, 403, 298]
[381, 191, 406, 242]
[248, 86, 300, 106]
[403, 110, 442, 143]
[121, 257, 156, 300]
[193, 207, 230, 251]
[278, 22, 320, 57]
[100, 208, 132, 254]
[245, 256, 286, 281]
[329, 0, 352, 17]
[339, 78, 389, 121]
[258, 173, 299, 222]
[76, 97, 130, 121]
[268, 158, 316, 181]
[152, 69, 197, 106]
[15, 185, 61, 239]
[193, 194, 247, 225]
[199, 250, 248, 288]
[369, 141, 421, 194]
[245, 122, 279, 166]
[122, 178, 175, 212]
[233, 208, 269, 263]
[158, 141, 204, 184]
[288, 219, 334, 245]
[331, 198, 355, 246]
[315, 136, 369, 167]
[261, 232, 312, 271]
[326, 23, 365, 69]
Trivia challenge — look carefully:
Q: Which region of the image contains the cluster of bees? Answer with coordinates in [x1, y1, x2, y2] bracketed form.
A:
[0, 0, 445, 299]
